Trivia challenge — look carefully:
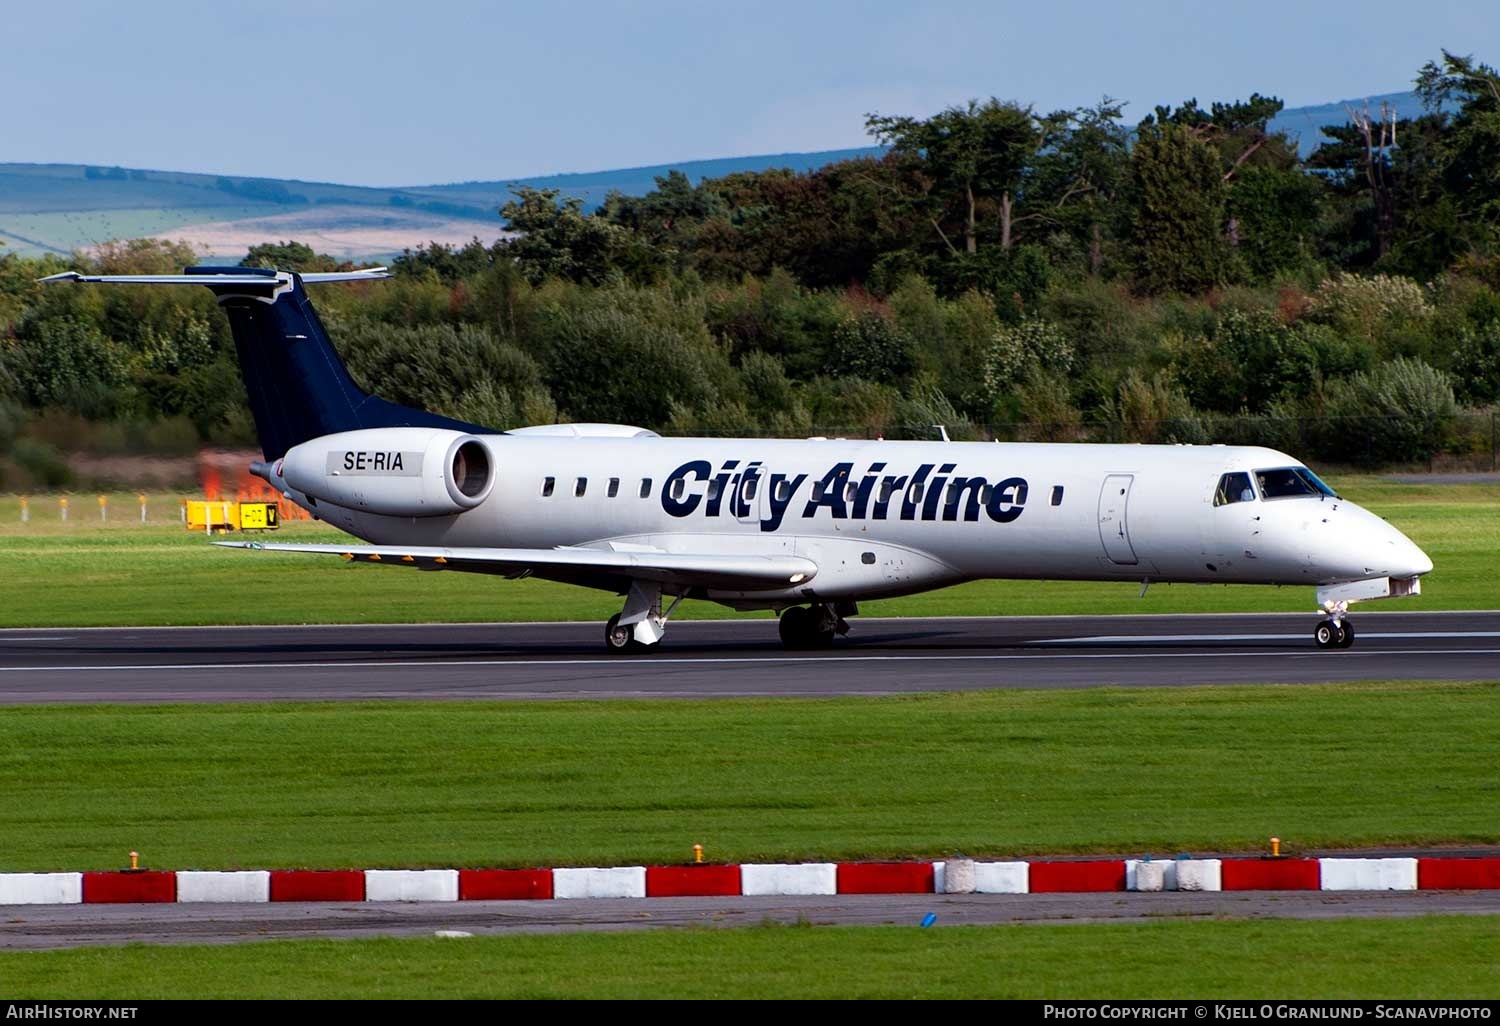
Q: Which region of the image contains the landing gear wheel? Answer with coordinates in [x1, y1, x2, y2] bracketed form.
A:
[605, 613, 636, 654]
[1336, 621, 1355, 648]
[1314, 619, 1338, 649]
[778, 606, 835, 651]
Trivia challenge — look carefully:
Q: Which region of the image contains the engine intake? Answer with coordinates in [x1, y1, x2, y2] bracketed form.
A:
[281, 428, 495, 517]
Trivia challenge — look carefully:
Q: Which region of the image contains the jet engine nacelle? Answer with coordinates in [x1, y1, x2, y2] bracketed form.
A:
[279, 428, 495, 517]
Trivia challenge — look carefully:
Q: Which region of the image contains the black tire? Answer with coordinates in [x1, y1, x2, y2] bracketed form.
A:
[1314, 619, 1336, 649]
[605, 613, 634, 654]
[779, 606, 836, 650]
[778, 606, 812, 650]
[1336, 621, 1356, 649]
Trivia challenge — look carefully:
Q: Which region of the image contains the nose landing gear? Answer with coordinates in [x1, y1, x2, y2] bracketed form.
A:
[1314, 618, 1355, 649]
[1314, 601, 1356, 649]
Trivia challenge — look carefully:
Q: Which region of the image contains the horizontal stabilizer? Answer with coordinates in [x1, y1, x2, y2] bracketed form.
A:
[217, 541, 818, 591]
[39, 268, 390, 287]
[41, 264, 469, 461]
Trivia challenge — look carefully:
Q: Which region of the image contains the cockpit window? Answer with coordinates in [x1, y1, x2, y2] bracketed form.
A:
[1255, 466, 1339, 500]
[1214, 472, 1256, 507]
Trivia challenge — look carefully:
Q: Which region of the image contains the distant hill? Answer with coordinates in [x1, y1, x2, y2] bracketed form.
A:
[1270, 90, 1429, 155]
[0, 91, 1428, 261]
[407, 147, 887, 214]
[0, 163, 503, 260]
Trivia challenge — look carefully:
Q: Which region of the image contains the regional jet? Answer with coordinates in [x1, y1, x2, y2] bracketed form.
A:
[43, 267, 1433, 652]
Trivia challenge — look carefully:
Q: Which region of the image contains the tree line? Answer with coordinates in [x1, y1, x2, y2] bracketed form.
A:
[2, 51, 1499, 487]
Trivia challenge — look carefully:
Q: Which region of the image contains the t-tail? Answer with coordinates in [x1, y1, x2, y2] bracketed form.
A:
[40, 266, 485, 460]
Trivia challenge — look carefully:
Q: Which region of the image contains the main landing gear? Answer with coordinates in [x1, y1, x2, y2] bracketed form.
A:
[777, 602, 853, 651]
[1314, 601, 1356, 650]
[602, 588, 858, 654]
[604, 581, 683, 654]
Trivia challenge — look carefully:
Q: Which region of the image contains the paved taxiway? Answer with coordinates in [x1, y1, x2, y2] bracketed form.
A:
[6, 892, 1499, 950]
[0, 610, 1496, 703]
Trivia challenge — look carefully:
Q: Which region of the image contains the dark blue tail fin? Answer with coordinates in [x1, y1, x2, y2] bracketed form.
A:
[44, 266, 488, 460]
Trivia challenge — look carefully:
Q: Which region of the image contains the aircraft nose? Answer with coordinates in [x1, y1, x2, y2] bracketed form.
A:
[1367, 515, 1432, 578]
[1396, 534, 1434, 577]
[1311, 504, 1433, 582]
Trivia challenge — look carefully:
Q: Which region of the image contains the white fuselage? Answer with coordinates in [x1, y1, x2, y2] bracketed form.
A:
[286, 436, 1433, 610]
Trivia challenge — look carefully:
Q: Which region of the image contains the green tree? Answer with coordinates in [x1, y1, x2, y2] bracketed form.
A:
[1141, 95, 1318, 282]
[829, 310, 916, 385]
[391, 239, 507, 284]
[601, 170, 722, 248]
[528, 285, 734, 426]
[1129, 122, 1231, 293]
[1411, 51, 1500, 268]
[866, 98, 1042, 256]
[241, 241, 344, 273]
[1023, 100, 1132, 276]
[9, 316, 126, 417]
[1227, 165, 1322, 280]
[499, 186, 663, 285]
[1324, 357, 1458, 465]
[334, 319, 552, 427]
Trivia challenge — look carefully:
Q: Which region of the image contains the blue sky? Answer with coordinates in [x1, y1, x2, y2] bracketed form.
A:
[4, 0, 1496, 186]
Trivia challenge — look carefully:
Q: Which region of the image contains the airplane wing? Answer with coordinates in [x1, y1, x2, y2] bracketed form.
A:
[215, 541, 816, 591]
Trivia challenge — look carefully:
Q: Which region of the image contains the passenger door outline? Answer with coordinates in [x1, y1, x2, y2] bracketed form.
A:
[1098, 474, 1138, 565]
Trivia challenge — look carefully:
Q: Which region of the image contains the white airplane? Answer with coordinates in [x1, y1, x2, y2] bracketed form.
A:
[44, 267, 1433, 652]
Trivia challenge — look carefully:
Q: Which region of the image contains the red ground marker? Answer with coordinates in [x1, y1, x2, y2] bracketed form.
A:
[269, 870, 366, 902]
[645, 865, 743, 897]
[1028, 860, 1126, 893]
[1220, 858, 1321, 890]
[81, 871, 176, 904]
[835, 862, 935, 894]
[459, 869, 555, 900]
[1418, 857, 1500, 890]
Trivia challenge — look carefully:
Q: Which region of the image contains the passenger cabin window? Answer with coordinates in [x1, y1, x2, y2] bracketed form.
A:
[1213, 472, 1255, 507]
[640, 478, 652, 498]
[1051, 485, 1064, 507]
[541, 476, 555, 497]
[877, 479, 895, 504]
[844, 482, 858, 503]
[743, 477, 758, 500]
[775, 479, 793, 502]
[670, 479, 685, 501]
[607, 478, 620, 498]
[574, 477, 588, 497]
[811, 481, 825, 501]
[909, 482, 925, 503]
[1255, 466, 1337, 500]
[707, 479, 722, 501]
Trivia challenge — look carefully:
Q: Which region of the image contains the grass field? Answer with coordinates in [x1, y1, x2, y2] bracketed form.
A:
[0, 478, 1494, 627]
[2, 683, 1495, 872]
[3, 918, 1497, 998]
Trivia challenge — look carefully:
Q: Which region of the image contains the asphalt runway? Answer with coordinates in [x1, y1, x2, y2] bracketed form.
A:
[7, 891, 1499, 951]
[1, 610, 1497, 703]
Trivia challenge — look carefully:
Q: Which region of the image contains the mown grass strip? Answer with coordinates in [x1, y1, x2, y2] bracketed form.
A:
[3, 917, 1498, 999]
[2, 683, 1496, 872]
